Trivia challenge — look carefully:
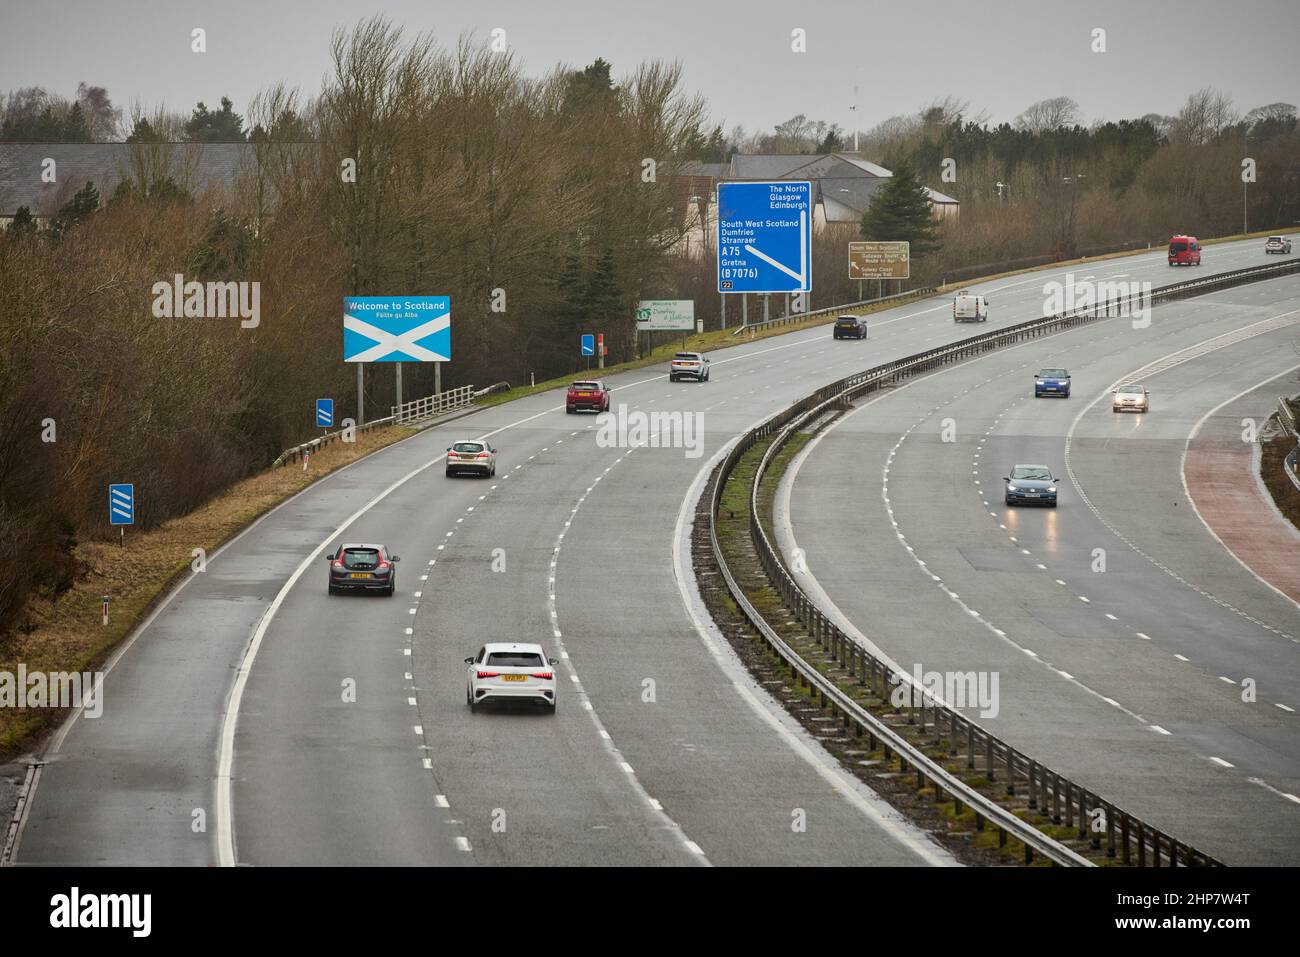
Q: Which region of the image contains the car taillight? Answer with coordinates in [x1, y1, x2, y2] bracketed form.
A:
[332, 560, 343, 569]
[377, 560, 390, 571]
[476, 453, 489, 459]
[533, 672, 554, 680]
[476, 671, 499, 679]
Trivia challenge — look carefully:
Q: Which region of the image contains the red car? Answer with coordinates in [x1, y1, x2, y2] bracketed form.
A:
[1168, 234, 1201, 266]
[566, 380, 610, 414]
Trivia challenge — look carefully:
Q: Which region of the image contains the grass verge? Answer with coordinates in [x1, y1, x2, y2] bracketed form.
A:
[0, 425, 415, 759]
[1260, 425, 1300, 532]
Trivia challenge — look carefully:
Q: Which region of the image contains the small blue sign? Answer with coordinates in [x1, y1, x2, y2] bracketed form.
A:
[717, 181, 813, 293]
[580, 334, 595, 356]
[344, 296, 451, 363]
[109, 483, 134, 526]
[316, 398, 334, 428]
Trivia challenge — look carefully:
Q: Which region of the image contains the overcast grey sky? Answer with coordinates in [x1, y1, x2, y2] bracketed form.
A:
[1, 0, 1296, 137]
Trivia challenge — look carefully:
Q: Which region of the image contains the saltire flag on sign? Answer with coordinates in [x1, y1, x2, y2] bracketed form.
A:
[343, 296, 451, 362]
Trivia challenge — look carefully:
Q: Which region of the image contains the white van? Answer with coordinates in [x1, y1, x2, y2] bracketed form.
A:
[954, 293, 989, 322]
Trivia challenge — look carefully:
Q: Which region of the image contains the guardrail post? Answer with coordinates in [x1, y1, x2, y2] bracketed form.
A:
[1121, 816, 1131, 865]
[1028, 760, 1038, 809]
[1105, 805, 1116, 858]
[967, 723, 975, 769]
[985, 735, 995, 781]
[1005, 749, 1015, 796]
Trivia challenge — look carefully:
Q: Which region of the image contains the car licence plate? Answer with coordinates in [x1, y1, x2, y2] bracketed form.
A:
[1025, 492, 1040, 498]
[349, 572, 372, 579]
[502, 674, 527, 682]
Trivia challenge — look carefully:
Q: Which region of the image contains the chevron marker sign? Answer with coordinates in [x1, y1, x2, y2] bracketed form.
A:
[343, 296, 451, 363]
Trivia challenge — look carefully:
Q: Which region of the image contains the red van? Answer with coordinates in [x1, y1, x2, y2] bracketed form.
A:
[1168, 235, 1201, 266]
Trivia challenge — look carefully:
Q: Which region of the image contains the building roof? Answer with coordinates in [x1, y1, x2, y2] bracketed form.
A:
[678, 161, 730, 178]
[722, 152, 956, 224]
[0, 142, 256, 216]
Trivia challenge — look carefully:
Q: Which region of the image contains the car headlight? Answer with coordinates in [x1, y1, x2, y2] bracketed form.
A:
[1035, 380, 1044, 385]
[1047, 486, 1057, 493]
[1007, 483, 1018, 491]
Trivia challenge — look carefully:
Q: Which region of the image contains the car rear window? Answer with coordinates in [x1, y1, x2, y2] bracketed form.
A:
[1170, 241, 1188, 253]
[836, 318, 858, 325]
[572, 382, 598, 390]
[486, 652, 545, 667]
[674, 353, 700, 360]
[452, 442, 483, 453]
[342, 548, 380, 567]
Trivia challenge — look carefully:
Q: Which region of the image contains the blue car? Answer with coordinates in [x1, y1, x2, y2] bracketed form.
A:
[1035, 368, 1071, 398]
[1004, 465, 1059, 507]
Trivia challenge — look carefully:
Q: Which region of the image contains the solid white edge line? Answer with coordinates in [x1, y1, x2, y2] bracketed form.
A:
[670, 426, 955, 867]
[1178, 362, 1300, 614]
[215, 396, 605, 867]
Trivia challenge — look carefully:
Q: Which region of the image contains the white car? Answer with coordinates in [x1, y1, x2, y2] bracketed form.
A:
[1112, 384, 1150, 413]
[1265, 236, 1292, 254]
[669, 351, 710, 382]
[465, 642, 558, 713]
[446, 439, 497, 478]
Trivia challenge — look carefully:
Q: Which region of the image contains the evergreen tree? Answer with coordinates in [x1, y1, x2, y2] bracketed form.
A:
[585, 249, 621, 328]
[50, 181, 99, 239]
[534, 253, 586, 376]
[8, 205, 37, 238]
[860, 159, 942, 258]
[562, 59, 615, 115]
[184, 96, 246, 142]
[125, 117, 163, 143]
[63, 102, 90, 140]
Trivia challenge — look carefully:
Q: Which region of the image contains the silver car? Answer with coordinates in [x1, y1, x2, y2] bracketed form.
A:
[1112, 384, 1150, 413]
[669, 352, 710, 382]
[445, 440, 497, 478]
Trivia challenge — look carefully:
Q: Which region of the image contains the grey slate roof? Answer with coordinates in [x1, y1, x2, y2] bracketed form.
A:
[0, 142, 256, 216]
[724, 152, 957, 223]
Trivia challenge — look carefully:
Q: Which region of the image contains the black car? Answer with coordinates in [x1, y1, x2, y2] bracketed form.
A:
[833, 315, 868, 339]
[326, 543, 401, 595]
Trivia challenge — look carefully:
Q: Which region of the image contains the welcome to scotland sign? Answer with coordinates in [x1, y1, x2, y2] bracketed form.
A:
[343, 296, 451, 362]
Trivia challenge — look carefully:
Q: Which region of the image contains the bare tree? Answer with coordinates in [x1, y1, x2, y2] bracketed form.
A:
[76, 83, 121, 140]
[1015, 96, 1082, 133]
[1170, 88, 1237, 145]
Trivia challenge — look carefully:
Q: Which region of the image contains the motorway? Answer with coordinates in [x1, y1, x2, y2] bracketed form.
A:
[11, 237, 1293, 866]
[779, 275, 1300, 864]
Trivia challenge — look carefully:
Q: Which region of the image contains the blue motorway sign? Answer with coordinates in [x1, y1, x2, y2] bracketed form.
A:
[315, 398, 334, 428]
[344, 296, 451, 363]
[717, 181, 813, 294]
[108, 483, 134, 526]
[580, 334, 595, 356]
